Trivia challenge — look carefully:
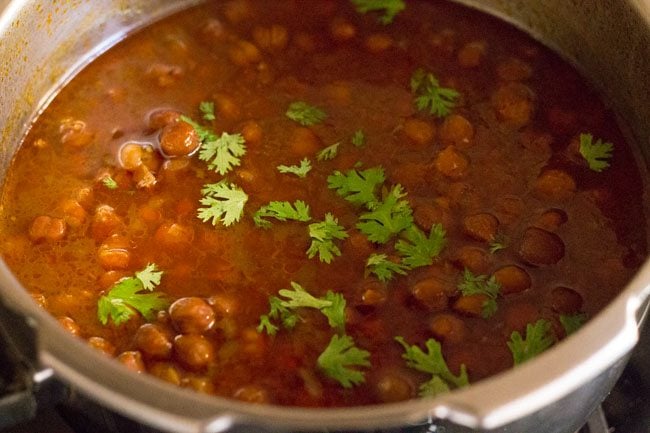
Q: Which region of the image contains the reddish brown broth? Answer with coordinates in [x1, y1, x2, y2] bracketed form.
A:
[0, 0, 647, 407]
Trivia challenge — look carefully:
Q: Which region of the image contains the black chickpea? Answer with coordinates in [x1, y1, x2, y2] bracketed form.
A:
[169, 297, 216, 334]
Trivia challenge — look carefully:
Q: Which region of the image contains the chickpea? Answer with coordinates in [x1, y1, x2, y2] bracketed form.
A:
[434, 145, 469, 179]
[29, 215, 66, 242]
[547, 287, 583, 314]
[159, 121, 200, 157]
[228, 40, 261, 67]
[496, 57, 533, 81]
[453, 294, 489, 317]
[462, 213, 499, 243]
[57, 316, 81, 336]
[518, 227, 565, 265]
[411, 278, 450, 311]
[149, 362, 181, 385]
[289, 127, 321, 157]
[402, 118, 435, 148]
[430, 313, 467, 344]
[374, 371, 414, 403]
[533, 169, 576, 202]
[119, 143, 144, 170]
[59, 118, 93, 147]
[365, 33, 393, 53]
[59, 198, 87, 228]
[88, 336, 116, 357]
[154, 222, 194, 250]
[98, 270, 129, 290]
[454, 246, 490, 275]
[134, 323, 173, 359]
[330, 18, 356, 41]
[91, 204, 123, 242]
[493, 266, 531, 295]
[233, 384, 270, 404]
[534, 209, 568, 232]
[146, 63, 183, 87]
[491, 82, 535, 128]
[117, 351, 146, 373]
[173, 334, 215, 371]
[439, 114, 474, 148]
[97, 234, 131, 270]
[234, 122, 261, 146]
[252, 25, 289, 51]
[457, 41, 486, 68]
[147, 109, 181, 130]
[169, 297, 216, 334]
[182, 376, 215, 394]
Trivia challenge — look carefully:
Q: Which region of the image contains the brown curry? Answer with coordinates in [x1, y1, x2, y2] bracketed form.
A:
[0, 0, 646, 407]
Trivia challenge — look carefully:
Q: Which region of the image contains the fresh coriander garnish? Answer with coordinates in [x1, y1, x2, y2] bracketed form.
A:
[102, 176, 118, 190]
[257, 282, 346, 335]
[307, 213, 349, 263]
[197, 180, 248, 227]
[559, 313, 587, 336]
[508, 319, 555, 365]
[253, 200, 311, 228]
[327, 167, 385, 207]
[488, 234, 508, 254]
[351, 129, 366, 148]
[395, 336, 469, 397]
[317, 334, 371, 388]
[199, 101, 216, 121]
[286, 101, 327, 126]
[317, 142, 340, 161]
[198, 131, 247, 175]
[395, 224, 446, 268]
[457, 269, 501, 318]
[579, 133, 613, 172]
[351, 0, 406, 25]
[97, 263, 168, 326]
[410, 68, 459, 117]
[356, 184, 413, 244]
[365, 253, 408, 282]
[277, 158, 312, 178]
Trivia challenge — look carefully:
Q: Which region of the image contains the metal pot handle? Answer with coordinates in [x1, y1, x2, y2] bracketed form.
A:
[0, 296, 64, 429]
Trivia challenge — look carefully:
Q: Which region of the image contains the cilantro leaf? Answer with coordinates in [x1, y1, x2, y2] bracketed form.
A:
[457, 269, 501, 318]
[395, 224, 446, 268]
[307, 213, 349, 263]
[257, 282, 347, 334]
[135, 263, 164, 291]
[200, 101, 216, 121]
[411, 68, 459, 117]
[579, 133, 613, 172]
[317, 142, 340, 161]
[560, 313, 587, 336]
[351, 129, 366, 148]
[351, 0, 406, 25]
[488, 234, 508, 254]
[328, 167, 386, 207]
[365, 253, 408, 282]
[286, 101, 327, 126]
[197, 180, 249, 226]
[277, 158, 313, 178]
[356, 184, 413, 244]
[97, 263, 168, 325]
[102, 176, 118, 190]
[180, 115, 214, 142]
[508, 319, 555, 365]
[322, 291, 347, 332]
[198, 131, 247, 175]
[253, 200, 311, 228]
[395, 336, 469, 397]
[317, 334, 371, 388]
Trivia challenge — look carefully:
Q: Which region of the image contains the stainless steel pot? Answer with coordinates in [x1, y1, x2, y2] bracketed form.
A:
[0, 1, 649, 432]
